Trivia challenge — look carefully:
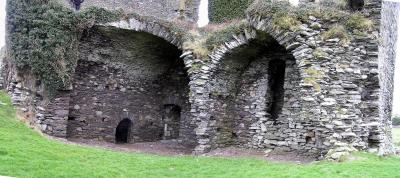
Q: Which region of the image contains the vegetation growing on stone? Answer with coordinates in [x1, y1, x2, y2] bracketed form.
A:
[182, 20, 250, 58]
[205, 20, 249, 50]
[313, 48, 329, 60]
[8, 0, 81, 95]
[183, 30, 210, 58]
[345, 13, 374, 31]
[322, 25, 350, 44]
[272, 12, 301, 31]
[7, 0, 124, 96]
[304, 67, 324, 92]
[6, 0, 378, 96]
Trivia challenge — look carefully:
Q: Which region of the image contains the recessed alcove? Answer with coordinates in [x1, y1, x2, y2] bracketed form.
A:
[209, 32, 299, 149]
[66, 26, 194, 146]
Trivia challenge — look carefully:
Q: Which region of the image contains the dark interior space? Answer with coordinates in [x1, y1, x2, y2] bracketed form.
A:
[67, 26, 193, 145]
[209, 31, 294, 148]
[116, 118, 132, 143]
[267, 59, 286, 124]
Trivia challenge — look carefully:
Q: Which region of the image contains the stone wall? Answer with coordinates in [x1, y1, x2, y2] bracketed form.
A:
[377, 0, 400, 155]
[182, 0, 394, 158]
[3, 0, 397, 159]
[207, 39, 307, 153]
[57, 0, 200, 22]
[67, 27, 194, 144]
[2, 59, 70, 137]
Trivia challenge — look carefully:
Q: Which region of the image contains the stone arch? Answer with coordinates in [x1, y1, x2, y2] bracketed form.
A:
[101, 17, 185, 50]
[67, 17, 197, 147]
[191, 17, 318, 154]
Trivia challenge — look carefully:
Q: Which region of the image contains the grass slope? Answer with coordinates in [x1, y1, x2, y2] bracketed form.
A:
[0, 91, 399, 178]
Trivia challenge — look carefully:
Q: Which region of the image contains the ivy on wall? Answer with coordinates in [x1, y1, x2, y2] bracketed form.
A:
[208, 0, 253, 23]
[7, 0, 121, 96]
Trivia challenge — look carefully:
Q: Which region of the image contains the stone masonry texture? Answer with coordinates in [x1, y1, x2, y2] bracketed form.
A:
[2, 0, 398, 160]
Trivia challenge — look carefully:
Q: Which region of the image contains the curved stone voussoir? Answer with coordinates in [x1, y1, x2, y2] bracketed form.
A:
[101, 17, 184, 49]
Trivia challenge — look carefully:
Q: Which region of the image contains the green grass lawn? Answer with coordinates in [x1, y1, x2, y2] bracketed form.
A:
[0, 91, 400, 178]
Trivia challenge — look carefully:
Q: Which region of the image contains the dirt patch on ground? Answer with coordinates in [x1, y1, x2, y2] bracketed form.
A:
[203, 147, 317, 164]
[60, 138, 317, 164]
[66, 138, 193, 156]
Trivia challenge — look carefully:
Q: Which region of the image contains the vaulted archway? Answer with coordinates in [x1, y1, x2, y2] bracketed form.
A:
[207, 31, 300, 149]
[66, 23, 195, 146]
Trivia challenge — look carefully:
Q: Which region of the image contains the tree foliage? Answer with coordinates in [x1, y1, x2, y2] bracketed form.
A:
[393, 116, 400, 126]
[209, 0, 253, 23]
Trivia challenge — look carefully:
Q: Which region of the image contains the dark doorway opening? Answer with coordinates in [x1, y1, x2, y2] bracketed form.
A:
[115, 118, 132, 143]
[162, 105, 182, 140]
[267, 59, 286, 124]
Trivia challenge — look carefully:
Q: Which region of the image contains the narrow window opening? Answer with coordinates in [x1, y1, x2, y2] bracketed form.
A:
[267, 60, 286, 124]
[368, 132, 380, 148]
[306, 136, 312, 144]
[231, 132, 238, 139]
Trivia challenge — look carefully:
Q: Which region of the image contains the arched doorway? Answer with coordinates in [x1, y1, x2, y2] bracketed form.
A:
[115, 118, 132, 143]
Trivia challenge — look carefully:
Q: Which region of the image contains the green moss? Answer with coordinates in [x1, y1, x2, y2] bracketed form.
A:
[305, 68, 324, 78]
[187, 63, 203, 73]
[304, 78, 321, 92]
[209, 0, 253, 23]
[313, 48, 329, 60]
[304, 67, 324, 92]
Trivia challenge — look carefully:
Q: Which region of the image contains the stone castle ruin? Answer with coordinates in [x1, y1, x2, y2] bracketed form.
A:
[1, 0, 399, 160]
